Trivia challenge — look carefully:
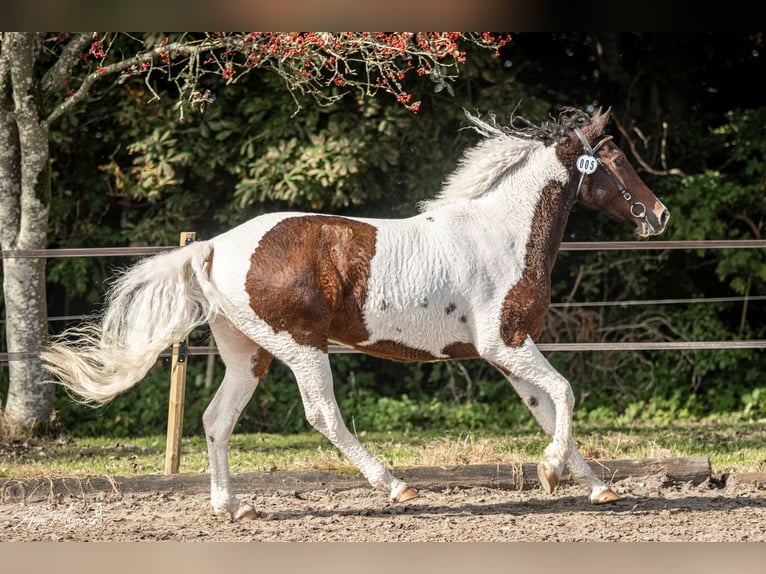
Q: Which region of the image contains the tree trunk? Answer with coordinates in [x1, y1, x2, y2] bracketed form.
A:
[2, 259, 52, 427]
[0, 33, 54, 427]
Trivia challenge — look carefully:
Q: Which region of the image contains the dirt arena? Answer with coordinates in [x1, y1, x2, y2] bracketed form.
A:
[2, 466, 765, 542]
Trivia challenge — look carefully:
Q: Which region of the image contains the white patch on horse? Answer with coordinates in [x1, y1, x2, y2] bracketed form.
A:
[360, 136, 567, 356]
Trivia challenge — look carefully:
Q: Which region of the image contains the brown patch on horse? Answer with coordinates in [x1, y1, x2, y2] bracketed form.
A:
[442, 341, 480, 359]
[344, 340, 479, 363]
[500, 272, 550, 347]
[246, 215, 377, 351]
[500, 178, 573, 347]
[250, 347, 273, 379]
[347, 340, 440, 362]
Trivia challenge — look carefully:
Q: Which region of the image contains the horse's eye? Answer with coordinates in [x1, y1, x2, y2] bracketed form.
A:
[615, 156, 624, 167]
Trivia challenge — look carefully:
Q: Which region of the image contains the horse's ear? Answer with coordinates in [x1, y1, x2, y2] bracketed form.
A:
[583, 107, 611, 140]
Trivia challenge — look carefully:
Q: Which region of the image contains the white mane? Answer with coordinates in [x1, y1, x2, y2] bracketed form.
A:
[419, 113, 556, 211]
[418, 113, 554, 213]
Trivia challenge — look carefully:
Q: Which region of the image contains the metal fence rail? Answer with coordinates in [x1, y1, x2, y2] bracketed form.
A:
[3, 239, 766, 260]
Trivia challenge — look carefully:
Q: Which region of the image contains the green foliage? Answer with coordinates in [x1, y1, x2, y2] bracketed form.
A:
[234, 113, 369, 210]
[741, 386, 766, 418]
[665, 109, 766, 295]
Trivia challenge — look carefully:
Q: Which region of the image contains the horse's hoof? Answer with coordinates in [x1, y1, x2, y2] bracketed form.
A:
[537, 462, 559, 494]
[591, 488, 621, 505]
[394, 487, 419, 503]
[233, 505, 259, 521]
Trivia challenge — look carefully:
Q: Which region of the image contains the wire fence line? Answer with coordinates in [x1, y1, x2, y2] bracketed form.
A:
[2, 294, 765, 327]
[4, 339, 766, 363]
[2, 239, 766, 363]
[2, 239, 766, 260]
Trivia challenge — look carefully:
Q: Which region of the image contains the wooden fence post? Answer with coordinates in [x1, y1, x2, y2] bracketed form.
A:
[164, 231, 196, 474]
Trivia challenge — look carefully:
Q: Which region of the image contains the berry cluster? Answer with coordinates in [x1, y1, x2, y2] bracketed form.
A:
[62, 32, 511, 115]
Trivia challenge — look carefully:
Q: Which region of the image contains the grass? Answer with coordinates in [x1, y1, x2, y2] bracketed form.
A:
[1, 417, 764, 480]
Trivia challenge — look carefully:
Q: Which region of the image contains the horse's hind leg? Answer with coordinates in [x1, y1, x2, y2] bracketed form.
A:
[203, 317, 273, 520]
[503, 373, 620, 504]
[489, 336, 619, 504]
[286, 347, 417, 503]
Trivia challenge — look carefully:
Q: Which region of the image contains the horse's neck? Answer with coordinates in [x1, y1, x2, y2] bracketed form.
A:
[469, 178, 576, 278]
[528, 182, 576, 276]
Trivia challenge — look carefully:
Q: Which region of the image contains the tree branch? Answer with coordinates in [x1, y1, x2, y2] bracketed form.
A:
[732, 211, 763, 239]
[40, 32, 96, 94]
[611, 113, 687, 178]
[45, 37, 226, 128]
[44, 33, 511, 126]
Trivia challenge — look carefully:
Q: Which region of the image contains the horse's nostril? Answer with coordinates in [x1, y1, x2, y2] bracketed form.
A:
[659, 209, 670, 228]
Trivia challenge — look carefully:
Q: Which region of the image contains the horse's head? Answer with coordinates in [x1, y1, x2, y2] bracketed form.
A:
[570, 108, 670, 237]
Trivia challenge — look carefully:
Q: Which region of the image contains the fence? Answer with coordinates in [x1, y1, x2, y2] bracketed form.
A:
[2, 236, 766, 473]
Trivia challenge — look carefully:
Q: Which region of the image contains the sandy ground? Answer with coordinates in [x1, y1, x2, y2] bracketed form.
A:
[2, 470, 765, 542]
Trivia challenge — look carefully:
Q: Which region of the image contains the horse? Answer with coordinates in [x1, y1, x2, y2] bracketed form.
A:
[41, 106, 670, 521]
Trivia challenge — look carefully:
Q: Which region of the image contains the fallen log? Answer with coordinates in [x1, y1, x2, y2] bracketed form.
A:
[0, 455, 712, 503]
[399, 456, 712, 491]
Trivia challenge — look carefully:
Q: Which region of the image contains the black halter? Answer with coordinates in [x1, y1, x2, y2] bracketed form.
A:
[573, 127, 647, 220]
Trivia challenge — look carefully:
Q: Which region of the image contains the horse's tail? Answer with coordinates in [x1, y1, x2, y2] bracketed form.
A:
[41, 241, 217, 405]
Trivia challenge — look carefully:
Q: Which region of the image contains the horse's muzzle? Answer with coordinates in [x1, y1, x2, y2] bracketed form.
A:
[638, 204, 670, 237]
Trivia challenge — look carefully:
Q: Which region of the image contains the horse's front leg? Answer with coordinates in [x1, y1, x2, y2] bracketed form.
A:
[501, 368, 620, 504]
[287, 347, 418, 503]
[488, 336, 619, 503]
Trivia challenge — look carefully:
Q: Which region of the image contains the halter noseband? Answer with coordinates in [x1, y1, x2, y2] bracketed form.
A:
[573, 126, 647, 220]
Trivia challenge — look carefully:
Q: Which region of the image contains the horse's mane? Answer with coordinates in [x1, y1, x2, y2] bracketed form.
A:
[419, 107, 603, 212]
[476, 106, 596, 144]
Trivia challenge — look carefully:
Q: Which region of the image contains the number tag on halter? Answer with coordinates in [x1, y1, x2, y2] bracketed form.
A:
[576, 154, 598, 174]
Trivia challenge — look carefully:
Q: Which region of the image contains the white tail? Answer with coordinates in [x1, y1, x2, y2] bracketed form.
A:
[41, 241, 216, 404]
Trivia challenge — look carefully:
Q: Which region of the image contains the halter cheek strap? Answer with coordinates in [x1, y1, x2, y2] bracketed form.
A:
[573, 127, 647, 220]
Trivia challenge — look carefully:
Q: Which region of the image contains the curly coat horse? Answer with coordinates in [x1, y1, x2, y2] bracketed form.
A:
[42, 107, 669, 521]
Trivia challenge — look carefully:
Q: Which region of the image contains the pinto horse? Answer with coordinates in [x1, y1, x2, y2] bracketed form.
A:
[42, 107, 669, 521]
